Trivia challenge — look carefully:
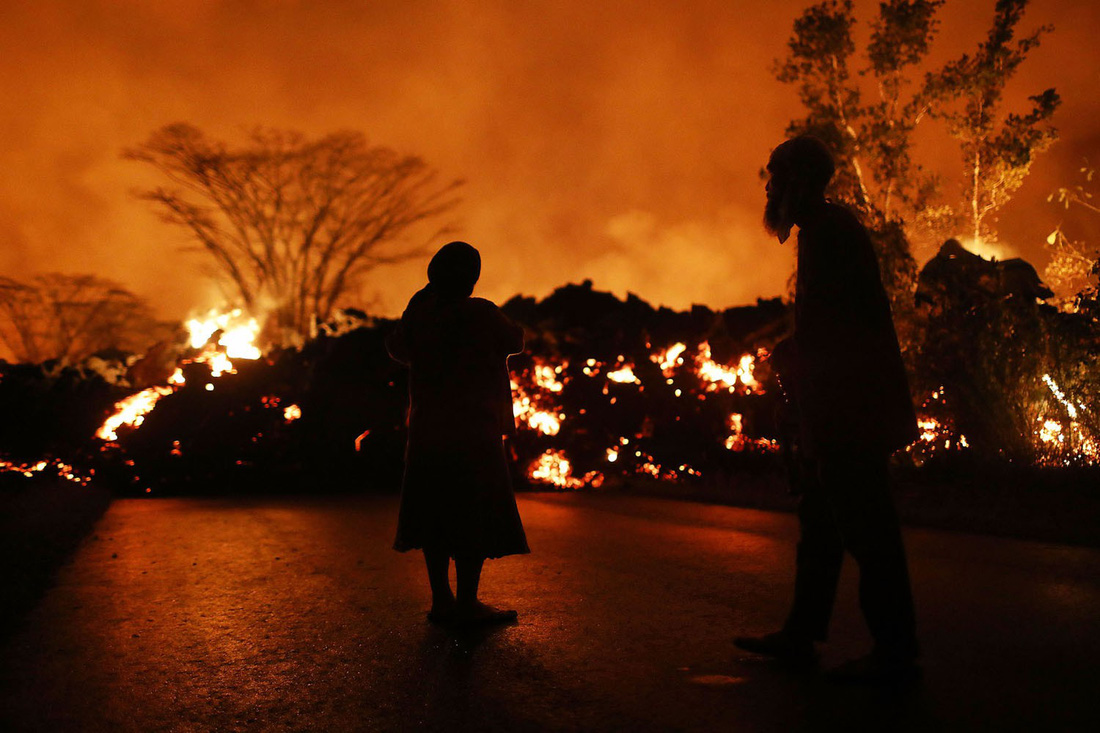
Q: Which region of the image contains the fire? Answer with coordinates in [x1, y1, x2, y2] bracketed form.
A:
[606, 364, 640, 384]
[909, 388, 970, 459]
[652, 342, 687, 374]
[696, 342, 763, 394]
[96, 307, 266, 442]
[533, 362, 565, 392]
[1033, 374, 1098, 466]
[528, 449, 603, 489]
[511, 380, 563, 436]
[724, 412, 780, 453]
[186, 308, 262, 359]
[527, 411, 562, 436]
[95, 386, 174, 441]
[1038, 419, 1063, 445]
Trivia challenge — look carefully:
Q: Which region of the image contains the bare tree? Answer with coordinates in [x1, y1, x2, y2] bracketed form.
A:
[0, 273, 162, 364]
[125, 124, 462, 343]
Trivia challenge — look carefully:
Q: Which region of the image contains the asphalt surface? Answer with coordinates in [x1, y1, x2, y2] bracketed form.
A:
[1, 492, 1097, 732]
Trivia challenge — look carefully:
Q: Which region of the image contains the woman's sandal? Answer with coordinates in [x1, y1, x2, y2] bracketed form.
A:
[452, 606, 518, 627]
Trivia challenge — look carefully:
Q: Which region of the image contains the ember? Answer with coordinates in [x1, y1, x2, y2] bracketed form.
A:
[0, 457, 92, 485]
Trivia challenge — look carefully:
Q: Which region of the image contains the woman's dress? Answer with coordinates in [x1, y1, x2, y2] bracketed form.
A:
[388, 291, 529, 559]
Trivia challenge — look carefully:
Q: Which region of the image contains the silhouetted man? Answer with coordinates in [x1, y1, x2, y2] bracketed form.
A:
[735, 136, 920, 683]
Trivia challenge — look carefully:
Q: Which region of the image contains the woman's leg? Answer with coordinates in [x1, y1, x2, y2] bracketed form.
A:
[454, 555, 518, 624]
[454, 555, 484, 606]
[423, 548, 455, 616]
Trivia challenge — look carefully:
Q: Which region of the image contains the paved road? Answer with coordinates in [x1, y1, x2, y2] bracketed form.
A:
[1, 493, 1097, 732]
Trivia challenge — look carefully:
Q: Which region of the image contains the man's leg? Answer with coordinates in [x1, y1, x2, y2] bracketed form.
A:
[821, 453, 918, 662]
[783, 470, 845, 643]
[736, 467, 842, 661]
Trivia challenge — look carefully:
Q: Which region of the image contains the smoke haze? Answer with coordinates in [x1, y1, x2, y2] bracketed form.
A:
[0, 0, 1097, 327]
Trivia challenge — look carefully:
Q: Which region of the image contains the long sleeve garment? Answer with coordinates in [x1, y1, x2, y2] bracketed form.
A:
[793, 203, 918, 458]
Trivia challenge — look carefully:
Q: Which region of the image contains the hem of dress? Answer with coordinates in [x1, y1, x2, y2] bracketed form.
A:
[392, 541, 531, 560]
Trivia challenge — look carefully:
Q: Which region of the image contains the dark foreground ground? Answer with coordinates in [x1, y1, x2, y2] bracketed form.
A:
[1, 493, 1097, 732]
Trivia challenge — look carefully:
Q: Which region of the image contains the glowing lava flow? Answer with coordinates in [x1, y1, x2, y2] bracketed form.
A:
[96, 308, 265, 442]
[96, 386, 175, 441]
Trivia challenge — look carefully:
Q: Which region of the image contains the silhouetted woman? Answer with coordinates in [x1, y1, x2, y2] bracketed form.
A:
[387, 241, 529, 626]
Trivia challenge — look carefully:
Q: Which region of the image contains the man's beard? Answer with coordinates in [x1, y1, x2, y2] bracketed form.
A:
[763, 193, 793, 244]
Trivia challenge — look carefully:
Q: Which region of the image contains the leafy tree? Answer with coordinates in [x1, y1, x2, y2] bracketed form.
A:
[924, 0, 1060, 245]
[776, 0, 943, 223]
[774, 1, 945, 314]
[126, 124, 461, 344]
[0, 274, 162, 364]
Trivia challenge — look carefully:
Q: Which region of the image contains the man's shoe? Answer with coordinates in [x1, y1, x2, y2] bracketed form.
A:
[824, 652, 921, 685]
[734, 631, 817, 665]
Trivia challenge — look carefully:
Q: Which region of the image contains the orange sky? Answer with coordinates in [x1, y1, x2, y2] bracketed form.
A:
[1, 0, 1098, 322]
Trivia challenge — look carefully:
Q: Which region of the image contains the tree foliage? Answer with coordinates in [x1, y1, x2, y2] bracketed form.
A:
[776, 0, 943, 224]
[776, 0, 1059, 319]
[924, 0, 1060, 244]
[0, 274, 162, 364]
[1044, 163, 1099, 317]
[775, 1, 946, 314]
[126, 125, 462, 344]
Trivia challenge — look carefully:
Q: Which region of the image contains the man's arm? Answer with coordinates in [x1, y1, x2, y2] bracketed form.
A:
[385, 323, 411, 365]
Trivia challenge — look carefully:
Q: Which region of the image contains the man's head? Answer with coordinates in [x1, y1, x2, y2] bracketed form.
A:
[427, 240, 481, 298]
[764, 135, 835, 243]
